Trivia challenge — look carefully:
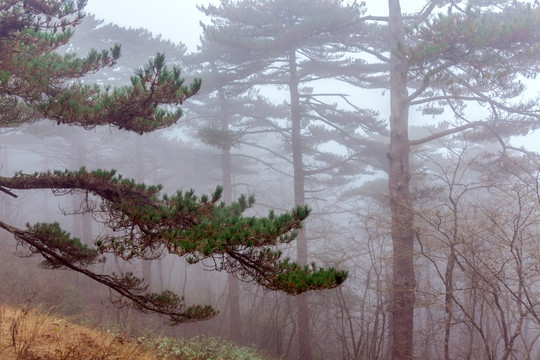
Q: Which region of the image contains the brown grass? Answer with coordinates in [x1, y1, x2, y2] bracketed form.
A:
[0, 304, 159, 360]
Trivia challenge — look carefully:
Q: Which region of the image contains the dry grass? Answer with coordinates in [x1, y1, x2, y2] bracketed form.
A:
[0, 304, 159, 360]
[0, 304, 277, 360]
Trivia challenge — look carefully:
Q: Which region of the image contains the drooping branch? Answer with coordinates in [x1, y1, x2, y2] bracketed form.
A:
[0, 219, 216, 324]
[226, 249, 347, 294]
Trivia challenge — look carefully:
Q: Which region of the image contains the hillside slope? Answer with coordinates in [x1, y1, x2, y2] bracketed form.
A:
[0, 304, 272, 360]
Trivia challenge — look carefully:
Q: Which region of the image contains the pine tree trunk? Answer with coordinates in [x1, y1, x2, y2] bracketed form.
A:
[136, 136, 153, 291]
[218, 89, 242, 342]
[71, 139, 93, 246]
[0, 144, 5, 176]
[224, 147, 242, 341]
[289, 49, 312, 360]
[227, 273, 241, 340]
[388, 0, 415, 358]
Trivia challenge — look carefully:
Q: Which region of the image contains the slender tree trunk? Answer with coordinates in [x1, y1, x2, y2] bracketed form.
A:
[227, 273, 241, 340]
[135, 136, 153, 290]
[142, 260, 152, 289]
[0, 145, 9, 253]
[0, 144, 5, 176]
[444, 198, 459, 360]
[75, 141, 93, 245]
[388, 0, 415, 358]
[157, 258, 165, 290]
[289, 49, 312, 360]
[444, 248, 455, 360]
[218, 88, 242, 342]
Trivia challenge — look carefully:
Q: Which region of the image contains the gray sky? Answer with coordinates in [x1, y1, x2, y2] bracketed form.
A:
[84, 0, 395, 52]
[84, 0, 219, 51]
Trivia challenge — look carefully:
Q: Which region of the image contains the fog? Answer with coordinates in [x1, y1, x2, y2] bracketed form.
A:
[2, 1, 540, 359]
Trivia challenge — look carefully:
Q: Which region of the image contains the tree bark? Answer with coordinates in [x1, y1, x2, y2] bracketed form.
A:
[388, 0, 415, 358]
[289, 49, 312, 360]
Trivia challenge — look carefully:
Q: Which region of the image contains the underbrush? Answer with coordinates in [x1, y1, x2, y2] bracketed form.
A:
[0, 304, 275, 360]
[150, 336, 273, 360]
[0, 303, 156, 359]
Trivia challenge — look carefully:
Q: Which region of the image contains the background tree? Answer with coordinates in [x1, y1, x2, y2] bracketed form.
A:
[65, 14, 187, 85]
[183, 40, 263, 341]
[0, 0, 347, 326]
[412, 138, 540, 359]
[198, 1, 386, 357]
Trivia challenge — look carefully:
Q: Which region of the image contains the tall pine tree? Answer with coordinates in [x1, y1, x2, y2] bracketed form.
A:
[352, 1, 540, 357]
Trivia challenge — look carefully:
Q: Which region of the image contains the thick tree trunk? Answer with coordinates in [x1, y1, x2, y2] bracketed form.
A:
[289, 49, 312, 360]
[388, 0, 415, 358]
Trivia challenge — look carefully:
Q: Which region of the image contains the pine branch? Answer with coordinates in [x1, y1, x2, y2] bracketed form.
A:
[38, 54, 201, 133]
[409, 121, 485, 146]
[0, 168, 346, 296]
[0, 219, 215, 324]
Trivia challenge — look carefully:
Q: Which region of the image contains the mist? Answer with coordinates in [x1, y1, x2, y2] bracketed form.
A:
[2, 1, 540, 359]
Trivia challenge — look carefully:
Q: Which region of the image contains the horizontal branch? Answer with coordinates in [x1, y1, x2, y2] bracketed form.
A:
[409, 121, 485, 146]
[410, 95, 483, 106]
[0, 168, 346, 298]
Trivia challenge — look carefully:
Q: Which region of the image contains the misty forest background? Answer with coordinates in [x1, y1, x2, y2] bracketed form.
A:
[3, 1, 540, 359]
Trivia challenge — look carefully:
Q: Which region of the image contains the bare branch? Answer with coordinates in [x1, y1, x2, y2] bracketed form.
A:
[0, 186, 17, 198]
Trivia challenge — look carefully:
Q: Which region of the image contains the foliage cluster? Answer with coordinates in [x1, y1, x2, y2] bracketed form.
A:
[0, 166, 346, 324]
[150, 336, 274, 360]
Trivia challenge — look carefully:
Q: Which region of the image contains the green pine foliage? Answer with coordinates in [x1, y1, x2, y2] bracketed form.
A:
[0, 0, 200, 131]
[26, 222, 102, 269]
[405, 4, 540, 73]
[0, 168, 346, 299]
[0, 167, 347, 323]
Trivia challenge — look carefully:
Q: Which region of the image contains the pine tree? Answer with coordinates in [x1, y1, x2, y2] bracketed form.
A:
[197, 1, 388, 357]
[356, 1, 540, 357]
[183, 42, 261, 340]
[0, 0, 346, 324]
